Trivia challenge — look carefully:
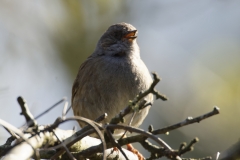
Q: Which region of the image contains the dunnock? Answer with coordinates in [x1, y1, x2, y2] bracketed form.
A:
[72, 22, 153, 136]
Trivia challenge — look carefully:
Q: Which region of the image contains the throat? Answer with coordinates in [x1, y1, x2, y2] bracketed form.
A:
[113, 51, 126, 57]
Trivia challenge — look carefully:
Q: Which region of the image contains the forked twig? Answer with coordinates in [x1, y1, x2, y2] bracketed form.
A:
[17, 96, 37, 127]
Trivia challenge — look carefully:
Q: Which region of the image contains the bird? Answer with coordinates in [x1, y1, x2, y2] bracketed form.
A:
[72, 22, 153, 159]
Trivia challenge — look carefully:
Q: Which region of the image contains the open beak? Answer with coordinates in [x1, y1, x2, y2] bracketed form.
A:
[123, 30, 137, 40]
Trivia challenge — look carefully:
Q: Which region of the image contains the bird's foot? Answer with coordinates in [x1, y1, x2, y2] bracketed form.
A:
[127, 144, 145, 160]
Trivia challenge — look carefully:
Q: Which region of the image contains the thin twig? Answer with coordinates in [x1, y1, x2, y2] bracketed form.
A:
[105, 128, 129, 160]
[34, 97, 67, 120]
[65, 105, 72, 115]
[62, 101, 69, 120]
[179, 138, 199, 155]
[52, 129, 76, 160]
[151, 107, 220, 135]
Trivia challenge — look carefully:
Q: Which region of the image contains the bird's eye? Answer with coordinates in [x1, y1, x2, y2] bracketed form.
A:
[112, 31, 122, 40]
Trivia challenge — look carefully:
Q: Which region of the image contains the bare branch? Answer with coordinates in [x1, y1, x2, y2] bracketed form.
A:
[17, 96, 37, 127]
[0, 119, 40, 160]
[0, 74, 223, 160]
[151, 107, 220, 135]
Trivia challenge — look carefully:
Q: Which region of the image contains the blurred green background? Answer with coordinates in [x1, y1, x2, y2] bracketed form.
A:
[1, 0, 240, 159]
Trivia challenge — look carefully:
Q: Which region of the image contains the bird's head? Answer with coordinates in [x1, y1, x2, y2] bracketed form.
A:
[94, 22, 140, 57]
